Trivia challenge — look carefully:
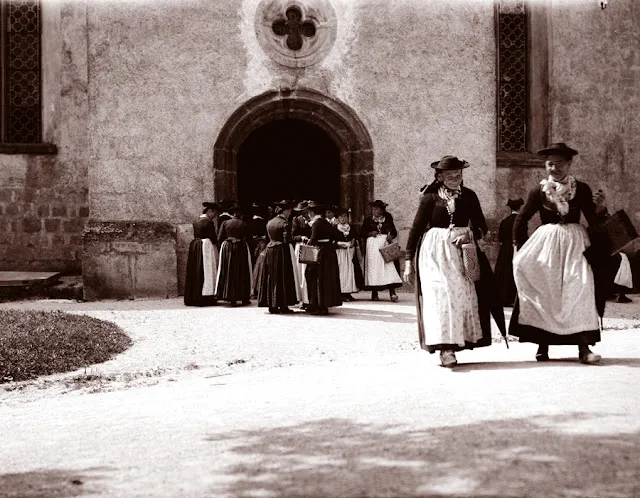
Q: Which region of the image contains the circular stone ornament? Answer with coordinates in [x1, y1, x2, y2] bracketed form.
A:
[255, 0, 337, 68]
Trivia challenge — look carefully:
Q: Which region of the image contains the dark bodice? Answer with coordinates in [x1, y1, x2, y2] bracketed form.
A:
[291, 214, 311, 242]
[361, 213, 398, 239]
[309, 217, 337, 245]
[513, 180, 604, 248]
[218, 218, 251, 243]
[335, 225, 356, 243]
[406, 187, 488, 260]
[498, 214, 517, 244]
[249, 216, 268, 239]
[266, 215, 290, 244]
[193, 216, 217, 243]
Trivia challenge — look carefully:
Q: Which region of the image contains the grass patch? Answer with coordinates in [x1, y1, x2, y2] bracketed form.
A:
[0, 310, 132, 383]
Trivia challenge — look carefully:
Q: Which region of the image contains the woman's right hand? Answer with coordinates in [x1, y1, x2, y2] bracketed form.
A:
[403, 261, 414, 284]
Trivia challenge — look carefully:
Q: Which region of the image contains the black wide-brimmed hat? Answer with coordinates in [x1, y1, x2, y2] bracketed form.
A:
[432, 155, 470, 170]
[293, 201, 309, 212]
[274, 199, 293, 209]
[306, 201, 325, 210]
[202, 201, 221, 212]
[507, 198, 524, 210]
[537, 142, 578, 158]
[369, 200, 388, 210]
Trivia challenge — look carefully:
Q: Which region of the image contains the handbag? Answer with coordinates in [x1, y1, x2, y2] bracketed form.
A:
[461, 242, 481, 282]
[379, 241, 403, 263]
[600, 210, 639, 256]
[299, 244, 321, 265]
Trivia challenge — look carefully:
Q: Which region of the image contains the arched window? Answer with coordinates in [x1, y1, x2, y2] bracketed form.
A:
[0, 0, 47, 150]
[496, 0, 549, 167]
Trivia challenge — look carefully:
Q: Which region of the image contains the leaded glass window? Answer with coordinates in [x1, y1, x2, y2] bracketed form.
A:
[0, 0, 42, 144]
[497, 0, 527, 152]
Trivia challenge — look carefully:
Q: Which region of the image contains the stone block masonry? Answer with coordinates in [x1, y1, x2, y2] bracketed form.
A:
[0, 186, 88, 274]
[82, 221, 179, 301]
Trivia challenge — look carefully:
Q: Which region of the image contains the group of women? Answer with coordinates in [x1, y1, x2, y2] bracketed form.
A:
[405, 144, 611, 367]
[184, 198, 405, 315]
[186, 141, 618, 369]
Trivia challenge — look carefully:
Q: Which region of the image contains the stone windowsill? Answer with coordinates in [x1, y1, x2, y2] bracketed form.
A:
[496, 151, 546, 168]
[0, 143, 58, 155]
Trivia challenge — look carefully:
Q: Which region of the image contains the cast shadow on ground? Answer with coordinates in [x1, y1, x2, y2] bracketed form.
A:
[452, 356, 640, 371]
[0, 467, 111, 498]
[206, 414, 640, 498]
[324, 307, 417, 324]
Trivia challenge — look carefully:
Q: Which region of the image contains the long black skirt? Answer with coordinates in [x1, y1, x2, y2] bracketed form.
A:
[184, 239, 217, 307]
[216, 240, 252, 303]
[257, 244, 298, 308]
[494, 242, 517, 306]
[305, 244, 343, 310]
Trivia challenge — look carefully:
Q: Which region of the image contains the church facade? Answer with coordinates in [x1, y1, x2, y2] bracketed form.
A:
[0, 0, 638, 299]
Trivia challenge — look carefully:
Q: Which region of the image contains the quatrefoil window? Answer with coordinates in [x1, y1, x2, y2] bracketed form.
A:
[271, 6, 317, 51]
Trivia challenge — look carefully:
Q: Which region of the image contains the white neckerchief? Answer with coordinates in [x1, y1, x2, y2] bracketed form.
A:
[199, 214, 208, 219]
[336, 222, 351, 236]
[540, 175, 576, 216]
[308, 215, 322, 226]
[438, 185, 461, 214]
[372, 214, 385, 224]
[253, 215, 264, 220]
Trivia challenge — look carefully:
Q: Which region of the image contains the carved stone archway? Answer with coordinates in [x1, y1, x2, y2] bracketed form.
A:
[213, 88, 374, 223]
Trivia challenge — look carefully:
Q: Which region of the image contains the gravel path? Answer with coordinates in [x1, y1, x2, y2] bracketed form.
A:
[1, 295, 640, 496]
[2, 293, 639, 404]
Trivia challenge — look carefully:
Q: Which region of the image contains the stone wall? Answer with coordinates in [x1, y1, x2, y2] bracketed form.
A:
[0, 1, 89, 274]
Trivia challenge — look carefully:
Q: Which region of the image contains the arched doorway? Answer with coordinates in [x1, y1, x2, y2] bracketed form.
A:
[237, 119, 341, 205]
[213, 88, 373, 223]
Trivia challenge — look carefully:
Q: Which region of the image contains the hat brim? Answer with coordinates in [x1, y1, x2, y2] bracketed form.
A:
[431, 163, 470, 170]
[537, 147, 578, 158]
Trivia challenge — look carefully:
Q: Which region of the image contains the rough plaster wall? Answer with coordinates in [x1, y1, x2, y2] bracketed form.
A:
[87, 0, 247, 223]
[0, 1, 89, 273]
[88, 0, 496, 248]
[547, 0, 640, 251]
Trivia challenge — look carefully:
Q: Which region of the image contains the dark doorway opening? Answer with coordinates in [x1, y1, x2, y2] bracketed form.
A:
[237, 119, 341, 206]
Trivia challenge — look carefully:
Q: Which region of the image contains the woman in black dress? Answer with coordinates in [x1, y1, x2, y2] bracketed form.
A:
[184, 202, 220, 306]
[404, 156, 490, 367]
[257, 200, 299, 314]
[303, 201, 343, 315]
[494, 198, 523, 306]
[510, 143, 608, 364]
[215, 206, 253, 306]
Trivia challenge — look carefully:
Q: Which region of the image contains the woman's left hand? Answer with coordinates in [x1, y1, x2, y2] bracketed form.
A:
[452, 233, 470, 247]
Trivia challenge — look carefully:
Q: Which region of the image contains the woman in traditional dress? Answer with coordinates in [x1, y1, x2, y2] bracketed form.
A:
[257, 200, 299, 314]
[510, 143, 608, 364]
[215, 206, 253, 306]
[334, 208, 361, 301]
[494, 198, 524, 307]
[184, 202, 220, 307]
[304, 201, 343, 315]
[361, 200, 402, 302]
[404, 156, 490, 367]
[291, 201, 311, 307]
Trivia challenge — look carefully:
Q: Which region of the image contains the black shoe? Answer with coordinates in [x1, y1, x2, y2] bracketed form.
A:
[371, 292, 379, 301]
[268, 307, 280, 314]
[241, 300, 251, 306]
[536, 345, 549, 362]
[617, 294, 633, 303]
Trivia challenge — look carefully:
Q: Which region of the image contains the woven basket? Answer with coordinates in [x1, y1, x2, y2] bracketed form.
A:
[299, 244, 321, 264]
[461, 243, 481, 282]
[379, 241, 403, 263]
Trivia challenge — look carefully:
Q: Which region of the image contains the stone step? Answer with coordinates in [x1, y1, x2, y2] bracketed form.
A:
[0, 271, 61, 287]
[0, 274, 82, 301]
